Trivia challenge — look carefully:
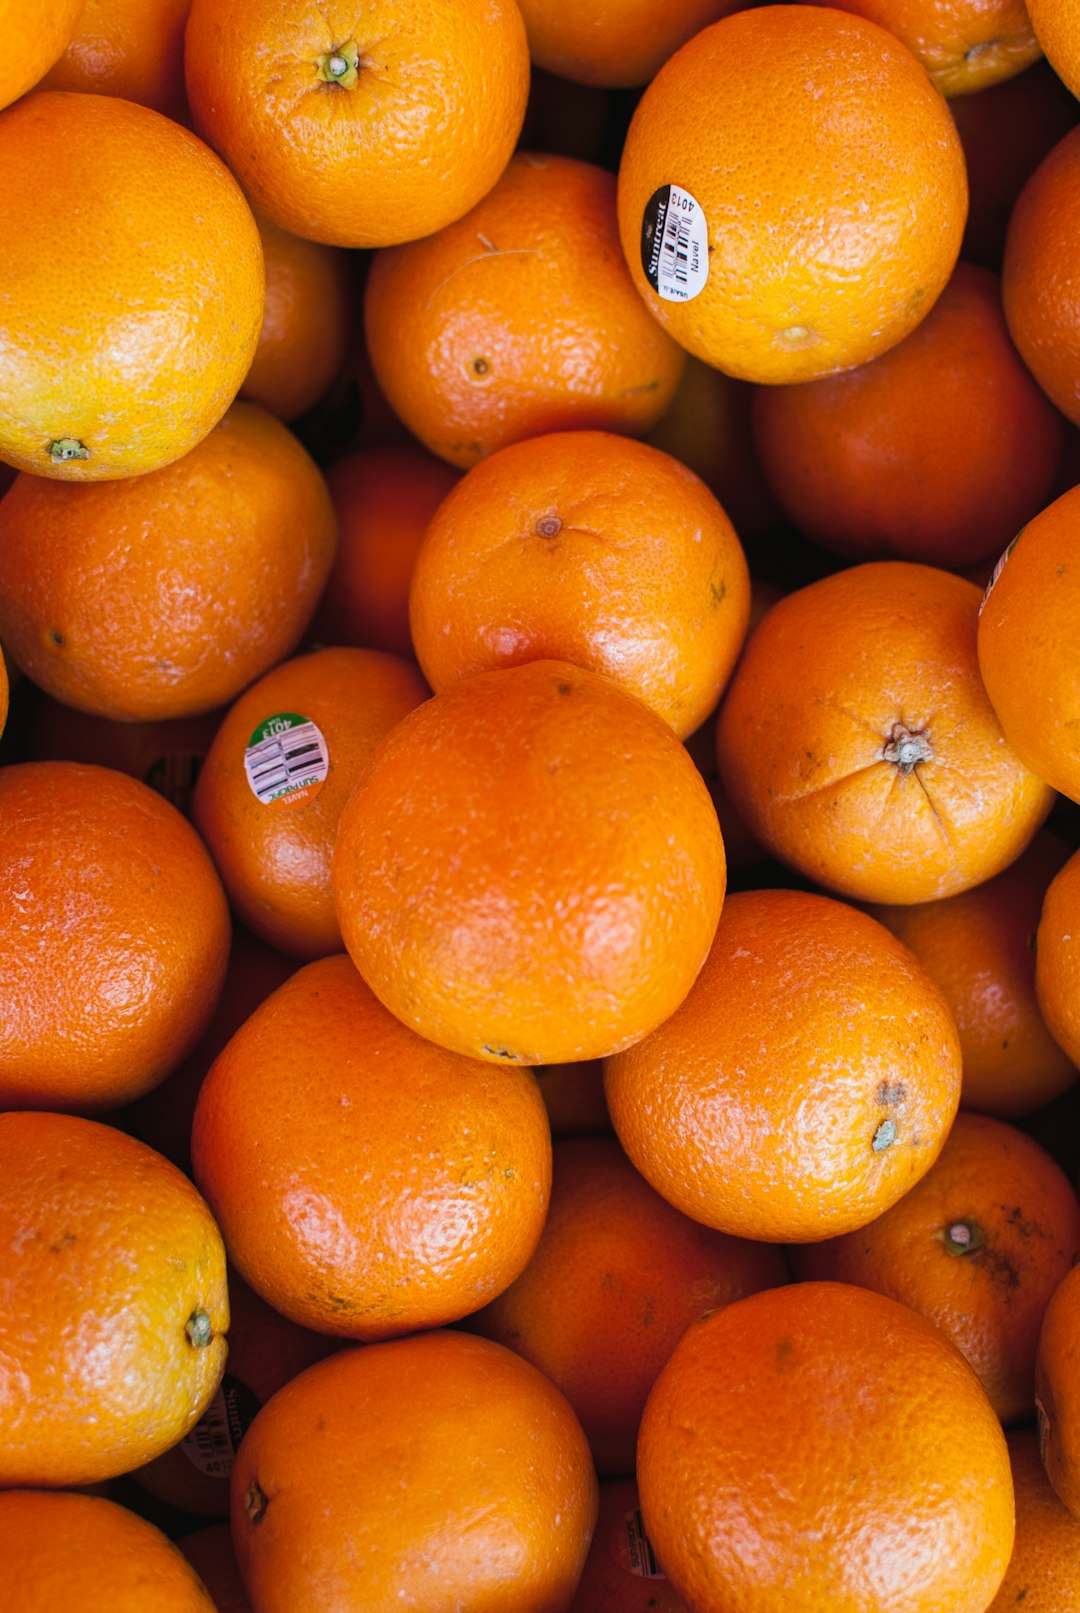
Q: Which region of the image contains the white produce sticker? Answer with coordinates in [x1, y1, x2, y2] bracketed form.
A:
[641, 184, 709, 303]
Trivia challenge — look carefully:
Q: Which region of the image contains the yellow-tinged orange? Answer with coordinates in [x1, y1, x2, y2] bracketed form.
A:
[1027, 0, 1080, 100]
[824, 0, 1040, 96]
[0, 0, 86, 112]
[40, 0, 193, 122]
[240, 214, 354, 422]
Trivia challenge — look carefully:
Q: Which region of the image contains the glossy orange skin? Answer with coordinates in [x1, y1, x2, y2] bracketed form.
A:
[364, 152, 686, 469]
[409, 430, 750, 739]
[231, 1332, 598, 1613]
[978, 482, 1080, 803]
[1003, 126, 1080, 427]
[469, 1135, 788, 1475]
[1036, 1263, 1080, 1519]
[178, 1525, 252, 1613]
[641, 1283, 1014, 1612]
[1027, 0, 1080, 99]
[0, 402, 337, 722]
[567, 1476, 689, 1611]
[332, 659, 725, 1066]
[824, 0, 1039, 95]
[240, 215, 354, 422]
[517, 0, 743, 87]
[605, 889, 962, 1243]
[716, 561, 1055, 904]
[0, 92, 263, 480]
[799, 1112, 1080, 1423]
[0, 0, 85, 111]
[0, 1491, 218, 1613]
[192, 953, 552, 1337]
[311, 443, 460, 658]
[0, 1112, 229, 1487]
[616, 7, 968, 384]
[751, 263, 1066, 570]
[0, 762, 230, 1113]
[184, 0, 529, 248]
[40, 0, 193, 122]
[1035, 846, 1080, 1068]
[988, 1430, 1080, 1610]
[868, 832, 1077, 1117]
[192, 647, 428, 959]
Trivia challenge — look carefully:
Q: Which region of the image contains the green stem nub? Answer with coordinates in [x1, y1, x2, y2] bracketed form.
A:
[318, 42, 360, 87]
[48, 438, 89, 463]
[943, 1218, 984, 1256]
[186, 1309, 214, 1348]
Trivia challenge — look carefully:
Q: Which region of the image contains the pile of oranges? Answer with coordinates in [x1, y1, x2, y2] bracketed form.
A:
[4, 0, 1080, 1609]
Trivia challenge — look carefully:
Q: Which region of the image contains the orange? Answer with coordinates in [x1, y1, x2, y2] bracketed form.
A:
[0, 1490, 218, 1613]
[0, 402, 337, 722]
[0, 0, 85, 112]
[750, 262, 1067, 571]
[867, 832, 1077, 1118]
[1036, 1262, 1080, 1518]
[0, 1111, 228, 1487]
[823, 0, 1040, 95]
[0, 761, 230, 1114]
[616, 6, 968, 384]
[192, 646, 428, 959]
[1003, 125, 1080, 426]
[978, 482, 1080, 803]
[240, 214, 354, 422]
[178, 1525, 252, 1613]
[604, 888, 962, 1243]
[798, 1111, 1080, 1423]
[409, 430, 750, 739]
[716, 561, 1055, 904]
[40, 0, 193, 122]
[363, 152, 686, 469]
[536, 1059, 614, 1140]
[0, 643, 7, 743]
[469, 1134, 788, 1475]
[516, 0, 744, 87]
[184, 0, 529, 248]
[568, 1477, 689, 1611]
[231, 1331, 598, 1613]
[332, 659, 725, 1066]
[310, 443, 460, 659]
[637, 1282, 1014, 1613]
[988, 1429, 1080, 1610]
[1027, 0, 1080, 99]
[0, 91, 263, 481]
[192, 953, 552, 1337]
[1035, 845, 1080, 1068]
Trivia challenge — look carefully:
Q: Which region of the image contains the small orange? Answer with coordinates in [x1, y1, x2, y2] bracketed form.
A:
[231, 1331, 598, 1613]
[567, 1476, 689, 1611]
[824, 0, 1040, 95]
[332, 659, 725, 1066]
[363, 152, 686, 469]
[192, 953, 552, 1337]
[409, 430, 750, 738]
[0, 91, 263, 480]
[240, 214, 354, 422]
[516, 0, 743, 87]
[469, 1134, 788, 1475]
[798, 1111, 1080, 1423]
[987, 1429, 1080, 1609]
[0, 0, 86, 112]
[0, 1111, 228, 1488]
[40, 0, 193, 122]
[310, 443, 460, 659]
[716, 561, 1055, 904]
[178, 1525, 252, 1613]
[184, 0, 530, 248]
[1027, 0, 1080, 99]
[0, 761, 230, 1114]
[616, 6, 968, 384]
[0, 402, 337, 722]
[1036, 1262, 1080, 1519]
[637, 1282, 1014, 1613]
[1035, 845, 1080, 1068]
[604, 888, 962, 1243]
[192, 646, 428, 959]
[1003, 125, 1080, 426]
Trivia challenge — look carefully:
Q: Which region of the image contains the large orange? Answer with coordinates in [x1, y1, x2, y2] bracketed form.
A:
[363, 152, 686, 469]
[192, 953, 552, 1337]
[409, 430, 750, 739]
[616, 6, 968, 384]
[637, 1282, 1014, 1613]
[0, 1111, 228, 1488]
[231, 1331, 598, 1613]
[604, 888, 962, 1243]
[40, 0, 193, 122]
[1003, 125, 1080, 426]
[0, 402, 337, 722]
[184, 0, 529, 248]
[716, 561, 1055, 903]
[0, 761, 230, 1114]
[332, 659, 725, 1066]
[1026, 0, 1080, 99]
[0, 0, 85, 112]
[469, 1135, 787, 1474]
[240, 214, 354, 423]
[987, 1429, 1080, 1610]
[516, 0, 743, 87]
[0, 91, 263, 480]
[1035, 845, 1080, 1069]
[1036, 1262, 1080, 1519]
[192, 646, 428, 959]
[824, 0, 1040, 95]
[798, 1111, 1080, 1423]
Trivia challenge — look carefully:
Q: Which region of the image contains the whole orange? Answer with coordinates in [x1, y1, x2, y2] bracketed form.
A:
[824, 0, 1040, 95]
[40, 0, 193, 122]
[363, 152, 686, 469]
[0, 91, 263, 480]
[638, 1282, 1014, 1613]
[616, 6, 968, 383]
[0, 761, 230, 1114]
[192, 953, 552, 1337]
[409, 430, 750, 738]
[0, 0, 85, 112]
[1035, 845, 1080, 1068]
[0, 402, 337, 722]
[604, 888, 962, 1243]
[987, 1430, 1080, 1609]
[516, 0, 743, 87]
[1036, 1262, 1080, 1519]
[231, 1331, 598, 1613]
[184, 0, 529, 248]
[332, 659, 725, 1066]
[716, 561, 1055, 903]
[240, 214, 354, 422]
[1003, 125, 1080, 426]
[0, 1111, 228, 1487]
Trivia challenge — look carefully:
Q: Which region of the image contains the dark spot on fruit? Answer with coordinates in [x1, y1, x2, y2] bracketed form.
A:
[536, 515, 562, 538]
[876, 1081, 907, 1107]
[470, 356, 490, 376]
[49, 629, 64, 647]
[482, 1045, 518, 1059]
[556, 682, 572, 695]
[244, 1479, 269, 1524]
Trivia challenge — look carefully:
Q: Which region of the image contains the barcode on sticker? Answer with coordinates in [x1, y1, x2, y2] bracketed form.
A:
[641, 184, 709, 304]
[244, 713, 329, 806]
[181, 1386, 236, 1478]
[624, 1508, 665, 1578]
